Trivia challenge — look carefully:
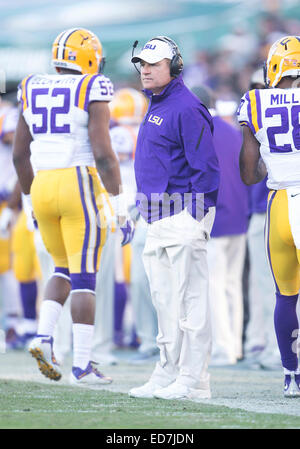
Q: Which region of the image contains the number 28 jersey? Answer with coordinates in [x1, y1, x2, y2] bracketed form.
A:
[19, 73, 114, 171]
[237, 88, 300, 190]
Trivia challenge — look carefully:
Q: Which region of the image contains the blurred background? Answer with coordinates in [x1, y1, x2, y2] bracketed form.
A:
[1, 0, 299, 365]
[1, 0, 300, 105]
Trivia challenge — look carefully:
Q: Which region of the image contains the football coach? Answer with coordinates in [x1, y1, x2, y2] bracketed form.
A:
[129, 36, 220, 401]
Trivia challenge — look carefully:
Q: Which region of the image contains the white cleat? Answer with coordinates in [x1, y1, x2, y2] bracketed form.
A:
[28, 335, 62, 381]
[154, 381, 211, 401]
[284, 374, 300, 398]
[69, 361, 112, 386]
[129, 381, 165, 399]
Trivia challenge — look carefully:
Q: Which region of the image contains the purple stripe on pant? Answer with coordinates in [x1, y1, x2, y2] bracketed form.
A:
[76, 166, 90, 273]
[265, 190, 280, 294]
[87, 171, 101, 271]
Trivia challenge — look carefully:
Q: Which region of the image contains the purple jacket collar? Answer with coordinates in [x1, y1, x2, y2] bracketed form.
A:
[143, 75, 184, 100]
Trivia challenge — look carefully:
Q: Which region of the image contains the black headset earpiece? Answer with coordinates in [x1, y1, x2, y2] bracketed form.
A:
[263, 61, 269, 88]
[98, 56, 106, 74]
[132, 40, 141, 74]
[150, 36, 183, 78]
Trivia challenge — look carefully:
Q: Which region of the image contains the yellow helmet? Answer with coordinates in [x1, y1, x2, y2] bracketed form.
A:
[109, 88, 148, 124]
[265, 35, 300, 87]
[52, 28, 105, 75]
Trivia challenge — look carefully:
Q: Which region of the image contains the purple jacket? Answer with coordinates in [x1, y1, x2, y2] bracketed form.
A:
[210, 116, 250, 237]
[134, 76, 220, 223]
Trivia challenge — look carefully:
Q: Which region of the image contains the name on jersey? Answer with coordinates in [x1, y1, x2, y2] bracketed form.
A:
[32, 76, 77, 85]
[270, 93, 299, 105]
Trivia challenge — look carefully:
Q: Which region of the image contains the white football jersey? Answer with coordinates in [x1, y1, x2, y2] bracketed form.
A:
[237, 87, 300, 190]
[19, 73, 114, 171]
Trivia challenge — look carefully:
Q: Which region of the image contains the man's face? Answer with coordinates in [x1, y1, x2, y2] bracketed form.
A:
[140, 58, 172, 94]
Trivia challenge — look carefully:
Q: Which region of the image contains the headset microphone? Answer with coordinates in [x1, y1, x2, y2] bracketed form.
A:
[132, 40, 141, 74]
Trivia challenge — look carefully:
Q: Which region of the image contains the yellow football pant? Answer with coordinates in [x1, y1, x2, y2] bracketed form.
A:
[31, 166, 107, 291]
[265, 189, 300, 296]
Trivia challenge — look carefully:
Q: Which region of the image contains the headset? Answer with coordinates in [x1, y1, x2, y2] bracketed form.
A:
[132, 36, 183, 78]
[263, 61, 269, 88]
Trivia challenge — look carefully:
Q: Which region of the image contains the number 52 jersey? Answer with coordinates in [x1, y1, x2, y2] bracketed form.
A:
[237, 88, 300, 190]
[18, 73, 114, 171]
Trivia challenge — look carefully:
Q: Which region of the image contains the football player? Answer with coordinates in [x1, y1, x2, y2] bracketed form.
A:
[13, 28, 134, 385]
[237, 36, 300, 397]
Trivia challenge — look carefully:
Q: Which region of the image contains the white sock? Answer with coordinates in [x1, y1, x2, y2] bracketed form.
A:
[72, 323, 94, 370]
[37, 300, 63, 336]
[283, 367, 299, 376]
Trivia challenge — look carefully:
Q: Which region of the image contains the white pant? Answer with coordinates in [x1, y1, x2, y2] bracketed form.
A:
[143, 208, 214, 389]
[130, 219, 158, 353]
[245, 213, 279, 359]
[207, 234, 247, 363]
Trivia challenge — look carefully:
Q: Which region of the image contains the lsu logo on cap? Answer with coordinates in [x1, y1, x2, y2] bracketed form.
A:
[143, 44, 156, 50]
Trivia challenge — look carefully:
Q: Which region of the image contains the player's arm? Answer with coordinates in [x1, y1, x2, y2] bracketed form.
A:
[88, 101, 122, 196]
[239, 125, 267, 185]
[12, 113, 34, 194]
[7, 180, 22, 209]
[88, 100, 135, 244]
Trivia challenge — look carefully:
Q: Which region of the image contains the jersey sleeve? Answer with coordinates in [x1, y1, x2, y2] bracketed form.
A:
[237, 89, 262, 134]
[75, 74, 114, 111]
[89, 75, 114, 103]
[18, 74, 34, 113]
[237, 93, 250, 127]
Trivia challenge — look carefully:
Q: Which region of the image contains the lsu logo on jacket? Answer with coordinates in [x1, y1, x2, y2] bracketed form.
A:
[148, 114, 163, 126]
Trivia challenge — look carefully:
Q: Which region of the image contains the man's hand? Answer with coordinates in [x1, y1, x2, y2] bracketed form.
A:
[111, 193, 135, 246]
[118, 216, 135, 246]
[22, 193, 37, 231]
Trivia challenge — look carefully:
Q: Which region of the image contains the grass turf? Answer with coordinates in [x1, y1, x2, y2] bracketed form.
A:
[0, 379, 300, 429]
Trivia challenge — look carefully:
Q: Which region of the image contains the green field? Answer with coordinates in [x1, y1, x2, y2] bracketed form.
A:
[1, 350, 300, 430]
[0, 379, 300, 430]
